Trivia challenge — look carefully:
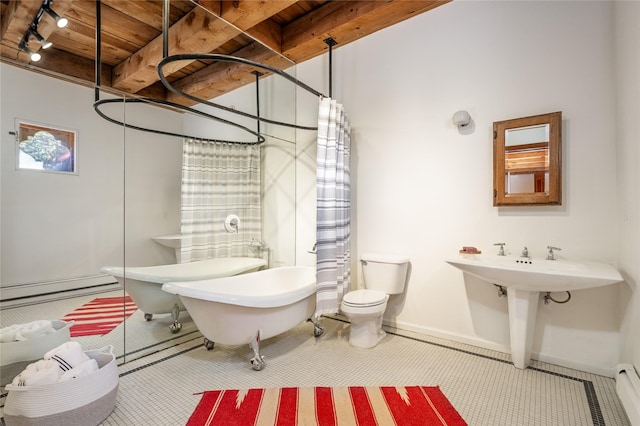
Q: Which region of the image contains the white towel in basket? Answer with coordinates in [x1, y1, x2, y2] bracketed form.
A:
[59, 358, 98, 382]
[0, 320, 54, 343]
[11, 360, 61, 386]
[44, 341, 89, 372]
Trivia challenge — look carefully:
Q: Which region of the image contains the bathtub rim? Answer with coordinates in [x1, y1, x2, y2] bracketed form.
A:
[100, 257, 267, 284]
[162, 266, 316, 309]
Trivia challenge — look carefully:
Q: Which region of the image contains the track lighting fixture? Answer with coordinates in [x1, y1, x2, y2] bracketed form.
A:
[42, 4, 68, 28]
[18, 1, 68, 63]
[28, 27, 52, 49]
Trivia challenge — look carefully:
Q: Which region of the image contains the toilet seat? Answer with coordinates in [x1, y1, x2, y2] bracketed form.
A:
[342, 289, 387, 308]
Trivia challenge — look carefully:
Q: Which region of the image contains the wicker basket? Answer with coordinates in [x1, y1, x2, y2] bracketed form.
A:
[4, 345, 118, 426]
[0, 320, 73, 387]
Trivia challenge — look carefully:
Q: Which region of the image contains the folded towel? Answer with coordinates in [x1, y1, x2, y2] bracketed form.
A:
[14, 320, 55, 341]
[44, 341, 89, 372]
[12, 359, 62, 386]
[1, 320, 55, 343]
[0, 323, 21, 343]
[59, 358, 99, 382]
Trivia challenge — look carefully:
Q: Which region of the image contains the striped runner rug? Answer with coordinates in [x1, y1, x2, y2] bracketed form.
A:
[187, 386, 467, 425]
[61, 296, 137, 337]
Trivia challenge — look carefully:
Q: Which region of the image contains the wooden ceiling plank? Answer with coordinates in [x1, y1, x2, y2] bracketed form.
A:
[0, 1, 43, 47]
[219, 1, 298, 30]
[112, 0, 298, 95]
[166, 41, 291, 106]
[112, 8, 242, 93]
[0, 1, 21, 42]
[244, 19, 283, 54]
[0, 45, 111, 87]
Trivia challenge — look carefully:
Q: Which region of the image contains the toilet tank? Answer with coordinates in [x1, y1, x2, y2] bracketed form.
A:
[361, 253, 410, 295]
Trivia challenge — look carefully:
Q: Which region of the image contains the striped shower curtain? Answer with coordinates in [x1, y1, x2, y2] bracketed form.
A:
[180, 139, 261, 263]
[315, 98, 351, 316]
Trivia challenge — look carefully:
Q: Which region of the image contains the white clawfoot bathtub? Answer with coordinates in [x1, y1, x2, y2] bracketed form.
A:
[100, 257, 267, 333]
[161, 266, 323, 370]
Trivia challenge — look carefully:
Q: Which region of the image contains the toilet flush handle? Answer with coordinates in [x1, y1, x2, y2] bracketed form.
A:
[360, 260, 368, 266]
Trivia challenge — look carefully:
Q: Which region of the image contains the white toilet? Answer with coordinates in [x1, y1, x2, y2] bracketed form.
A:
[340, 253, 409, 348]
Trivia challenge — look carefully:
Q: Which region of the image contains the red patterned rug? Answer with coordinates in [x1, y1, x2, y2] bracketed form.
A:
[187, 385, 467, 425]
[61, 296, 137, 337]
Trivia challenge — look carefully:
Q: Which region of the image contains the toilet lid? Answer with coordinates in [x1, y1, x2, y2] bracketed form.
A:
[343, 289, 387, 307]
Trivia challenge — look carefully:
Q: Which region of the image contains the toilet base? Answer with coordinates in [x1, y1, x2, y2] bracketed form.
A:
[347, 315, 386, 349]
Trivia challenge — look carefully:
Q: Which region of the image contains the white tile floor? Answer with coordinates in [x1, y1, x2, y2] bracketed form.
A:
[0, 292, 633, 425]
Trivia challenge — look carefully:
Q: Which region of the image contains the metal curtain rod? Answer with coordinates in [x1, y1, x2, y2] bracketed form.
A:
[157, 54, 326, 131]
[324, 38, 337, 98]
[93, 0, 337, 142]
[93, 97, 265, 144]
[92, 0, 264, 145]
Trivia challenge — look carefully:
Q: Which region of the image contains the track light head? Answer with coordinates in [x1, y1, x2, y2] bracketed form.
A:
[42, 5, 68, 28]
[28, 27, 52, 49]
[19, 40, 42, 62]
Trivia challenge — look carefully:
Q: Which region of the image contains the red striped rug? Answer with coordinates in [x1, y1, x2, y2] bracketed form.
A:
[187, 386, 467, 425]
[61, 296, 137, 337]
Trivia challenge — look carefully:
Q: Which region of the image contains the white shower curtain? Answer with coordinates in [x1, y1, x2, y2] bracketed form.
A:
[180, 139, 261, 263]
[315, 98, 351, 316]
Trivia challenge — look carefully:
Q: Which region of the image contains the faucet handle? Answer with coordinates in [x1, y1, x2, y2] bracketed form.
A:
[493, 242, 506, 256]
[546, 246, 562, 260]
[521, 246, 529, 258]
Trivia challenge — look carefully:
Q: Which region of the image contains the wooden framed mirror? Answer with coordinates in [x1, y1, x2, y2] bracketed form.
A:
[493, 111, 562, 206]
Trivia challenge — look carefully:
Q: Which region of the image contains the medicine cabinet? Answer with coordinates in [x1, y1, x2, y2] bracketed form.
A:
[493, 111, 562, 206]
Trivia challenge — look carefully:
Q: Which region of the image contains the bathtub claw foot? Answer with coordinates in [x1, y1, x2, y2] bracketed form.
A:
[169, 321, 182, 333]
[144, 313, 153, 321]
[308, 317, 324, 337]
[251, 356, 265, 371]
[249, 330, 265, 371]
[204, 338, 215, 350]
[168, 303, 182, 333]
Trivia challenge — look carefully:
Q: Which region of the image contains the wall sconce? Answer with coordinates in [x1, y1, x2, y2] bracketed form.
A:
[452, 110, 471, 128]
[28, 27, 53, 49]
[42, 4, 68, 28]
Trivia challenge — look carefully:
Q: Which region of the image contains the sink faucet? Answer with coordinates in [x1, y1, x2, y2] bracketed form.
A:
[546, 246, 562, 260]
[494, 243, 506, 256]
[521, 246, 529, 258]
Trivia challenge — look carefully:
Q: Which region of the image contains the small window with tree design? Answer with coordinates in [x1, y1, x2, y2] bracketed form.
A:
[16, 120, 77, 174]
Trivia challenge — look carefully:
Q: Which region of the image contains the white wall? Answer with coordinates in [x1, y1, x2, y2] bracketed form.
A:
[0, 64, 182, 293]
[297, 0, 626, 376]
[614, 1, 640, 372]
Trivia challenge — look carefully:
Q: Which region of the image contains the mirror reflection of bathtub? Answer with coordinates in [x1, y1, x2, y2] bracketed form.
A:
[100, 257, 267, 333]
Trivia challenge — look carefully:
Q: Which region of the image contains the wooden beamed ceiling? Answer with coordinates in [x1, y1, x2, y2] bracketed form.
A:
[0, 0, 450, 106]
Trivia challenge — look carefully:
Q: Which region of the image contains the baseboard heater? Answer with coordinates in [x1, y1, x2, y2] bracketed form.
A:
[616, 363, 640, 425]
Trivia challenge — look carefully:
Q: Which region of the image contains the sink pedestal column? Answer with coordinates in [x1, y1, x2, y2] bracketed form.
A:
[507, 289, 539, 369]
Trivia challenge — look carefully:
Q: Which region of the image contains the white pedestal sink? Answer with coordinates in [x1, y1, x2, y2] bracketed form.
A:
[446, 254, 623, 369]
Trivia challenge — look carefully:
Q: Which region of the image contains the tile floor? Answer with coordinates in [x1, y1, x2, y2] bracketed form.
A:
[0, 291, 633, 425]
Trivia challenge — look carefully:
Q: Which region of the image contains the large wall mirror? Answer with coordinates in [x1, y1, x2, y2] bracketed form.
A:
[493, 111, 562, 206]
[1, 0, 299, 379]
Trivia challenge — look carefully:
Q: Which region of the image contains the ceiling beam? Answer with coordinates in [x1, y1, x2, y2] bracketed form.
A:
[282, 0, 450, 63]
[112, 0, 296, 94]
[165, 41, 293, 106]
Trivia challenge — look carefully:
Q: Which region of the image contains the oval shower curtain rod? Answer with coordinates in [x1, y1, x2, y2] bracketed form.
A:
[93, 97, 266, 145]
[157, 53, 326, 132]
[92, 0, 334, 144]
